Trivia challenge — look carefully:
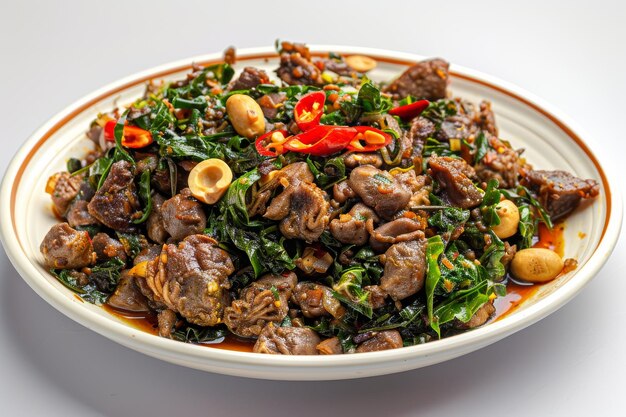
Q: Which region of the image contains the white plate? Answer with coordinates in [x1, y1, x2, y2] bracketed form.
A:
[0, 46, 621, 380]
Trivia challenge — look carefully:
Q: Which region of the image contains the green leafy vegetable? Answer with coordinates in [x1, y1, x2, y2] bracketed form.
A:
[425, 235, 445, 336]
[132, 170, 153, 224]
[332, 267, 373, 318]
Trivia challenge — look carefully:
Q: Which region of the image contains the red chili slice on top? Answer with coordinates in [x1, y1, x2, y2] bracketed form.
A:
[293, 91, 326, 131]
[388, 99, 430, 121]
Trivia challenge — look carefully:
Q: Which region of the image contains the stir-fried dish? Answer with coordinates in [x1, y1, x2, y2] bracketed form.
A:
[40, 42, 600, 355]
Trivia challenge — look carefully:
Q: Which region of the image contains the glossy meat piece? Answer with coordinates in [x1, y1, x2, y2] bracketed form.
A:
[475, 137, 523, 189]
[157, 309, 177, 338]
[46, 172, 83, 216]
[66, 200, 99, 228]
[133, 244, 162, 265]
[291, 282, 343, 318]
[383, 58, 449, 101]
[407, 116, 435, 162]
[224, 272, 297, 338]
[316, 337, 343, 355]
[428, 155, 483, 209]
[355, 330, 403, 353]
[348, 165, 411, 220]
[395, 171, 432, 207]
[330, 203, 379, 245]
[107, 271, 149, 312]
[436, 99, 498, 142]
[524, 170, 600, 221]
[160, 188, 207, 241]
[251, 162, 315, 217]
[344, 153, 383, 169]
[369, 218, 425, 253]
[380, 238, 427, 301]
[332, 180, 356, 204]
[365, 285, 388, 310]
[276, 42, 323, 86]
[228, 67, 270, 91]
[264, 176, 330, 243]
[253, 324, 321, 355]
[257, 92, 286, 120]
[142, 235, 234, 326]
[40, 223, 95, 269]
[92, 233, 127, 262]
[146, 193, 169, 244]
[87, 161, 140, 232]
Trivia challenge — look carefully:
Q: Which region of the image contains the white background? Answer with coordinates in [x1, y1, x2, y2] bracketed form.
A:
[1, 1, 624, 416]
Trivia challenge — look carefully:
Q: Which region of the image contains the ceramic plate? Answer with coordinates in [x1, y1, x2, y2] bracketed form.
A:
[0, 46, 621, 380]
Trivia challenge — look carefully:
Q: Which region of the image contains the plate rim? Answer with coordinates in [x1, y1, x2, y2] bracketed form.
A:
[1, 45, 622, 379]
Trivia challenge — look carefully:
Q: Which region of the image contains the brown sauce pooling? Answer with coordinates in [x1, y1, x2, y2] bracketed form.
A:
[102, 222, 565, 350]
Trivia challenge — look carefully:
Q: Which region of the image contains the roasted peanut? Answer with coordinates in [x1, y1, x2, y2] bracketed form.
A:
[491, 199, 520, 239]
[226, 94, 265, 138]
[510, 248, 564, 283]
[188, 158, 233, 204]
[345, 55, 377, 73]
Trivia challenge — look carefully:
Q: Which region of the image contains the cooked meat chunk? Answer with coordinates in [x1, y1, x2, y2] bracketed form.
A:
[330, 203, 379, 245]
[264, 177, 330, 243]
[107, 271, 149, 312]
[228, 66, 270, 91]
[524, 170, 600, 221]
[369, 218, 426, 253]
[456, 301, 496, 329]
[365, 285, 388, 309]
[257, 92, 287, 120]
[133, 244, 162, 265]
[224, 272, 297, 338]
[40, 223, 96, 269]
[253, 324, 321, 355]
[344, 153, 383, 169]
[332, 180, 356, 204]
[142, 235, 234, 326]
[429, 155, 483, 208]
[380, 238, 427, 301]
[407, 116, 436, 162]
[146, 193, 169, 244]
[436, 99, 498, 142]
[276, 41, 323, 86]
[151, 161, 192, 197]
[383, 58, 449, 101]
[356, 330, 403, 353]
[46, 172, 83, 216]
[66, 200, 99, 228]
[251, 161, 315, 217]
[316, 337, 343, 355]
[291, 282, 343, 318]
[92, 233, 127, 262]
[157, 309, 177, 338]
[348, 165, 412, 219]
[160, 188, 207, 241]
[395, 171, 432, 207]
[87, 161, 140, 232]
[475, 137, 524, 188]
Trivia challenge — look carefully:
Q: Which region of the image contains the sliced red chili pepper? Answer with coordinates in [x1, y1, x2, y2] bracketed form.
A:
[284, 125, 357, 156]
[104, 120, 116, 142]
[346, 126, 392, 152]
[255, 130, 290, 157]
[293, 91, 326, 131]
[104, 119, 153, 148]
[121, 125, 153, 149]
[388, 99, 430, 120]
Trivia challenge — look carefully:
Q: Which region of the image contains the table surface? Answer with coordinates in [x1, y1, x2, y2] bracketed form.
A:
[1, 1, 624, 416]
